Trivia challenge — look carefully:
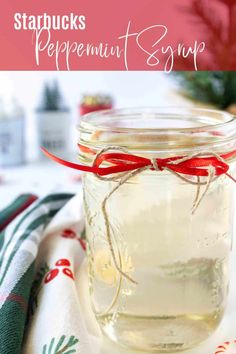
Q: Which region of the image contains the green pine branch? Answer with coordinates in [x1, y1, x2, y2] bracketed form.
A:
[174, 71, 236, 109]
[177, 0, 236, 70]
[42, 335, 79, 354]
[187, 1, 224, 42]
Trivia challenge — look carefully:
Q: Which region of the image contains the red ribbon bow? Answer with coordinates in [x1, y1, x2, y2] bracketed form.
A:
[41, 146, 236, 182]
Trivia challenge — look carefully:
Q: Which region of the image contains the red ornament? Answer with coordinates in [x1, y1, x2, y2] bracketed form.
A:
[44, 269, 59, 283]
[79, 94, 113, 116]
[55, 259, 71, 267]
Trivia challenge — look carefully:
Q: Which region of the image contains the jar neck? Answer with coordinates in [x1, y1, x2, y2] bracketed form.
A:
[78, 108, 236, 162]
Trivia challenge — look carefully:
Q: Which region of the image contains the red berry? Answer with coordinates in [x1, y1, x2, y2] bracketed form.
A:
[55, 259, 71, 267]
[61, 229, 76, 239]
[63, 268, 74, 280]
[44, 269, 59, 283]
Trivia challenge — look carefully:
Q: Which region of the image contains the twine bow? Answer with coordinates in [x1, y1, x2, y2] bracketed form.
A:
[41, 146, 236, 284]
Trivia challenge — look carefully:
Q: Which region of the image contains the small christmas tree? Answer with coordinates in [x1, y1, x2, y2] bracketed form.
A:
[37, 80, 68, 112]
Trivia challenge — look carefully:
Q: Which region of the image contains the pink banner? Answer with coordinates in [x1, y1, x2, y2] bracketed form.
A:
[0, 0, 234, 71]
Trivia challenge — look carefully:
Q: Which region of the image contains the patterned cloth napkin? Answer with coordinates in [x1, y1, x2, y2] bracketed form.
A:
[0, 194, 38, 233]
[0, 193, 101, 354]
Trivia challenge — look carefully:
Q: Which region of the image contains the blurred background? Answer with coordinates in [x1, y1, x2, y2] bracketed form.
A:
[0, 71, 236, 209]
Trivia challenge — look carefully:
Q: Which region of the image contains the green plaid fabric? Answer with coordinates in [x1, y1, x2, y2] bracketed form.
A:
[0, 194, 74, 354]
[0, 194, 38, 233]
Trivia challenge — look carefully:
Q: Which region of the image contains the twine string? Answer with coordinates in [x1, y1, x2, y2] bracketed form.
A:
[93, 147, 149, 284]
[191, 165, 216, 214]
[92, 147, 233, 284]
[192, 176, 201, 211]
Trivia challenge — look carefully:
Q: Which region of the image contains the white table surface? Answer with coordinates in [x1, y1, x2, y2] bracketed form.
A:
[0, 160, 81, 209]
[1, 161, 236, 354]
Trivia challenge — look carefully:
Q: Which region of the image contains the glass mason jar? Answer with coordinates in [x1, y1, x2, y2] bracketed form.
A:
[79, 108, 236, 353]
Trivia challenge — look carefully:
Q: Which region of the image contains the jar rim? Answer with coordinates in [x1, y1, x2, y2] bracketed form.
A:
[80, 107, 235, 133]
[79, 107, 236, 157]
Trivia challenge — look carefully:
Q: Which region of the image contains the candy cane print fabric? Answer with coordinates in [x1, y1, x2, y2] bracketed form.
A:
[22, 194, 101, 354]
[0, 193, 73, 354]
[215, 341, 236, 354]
